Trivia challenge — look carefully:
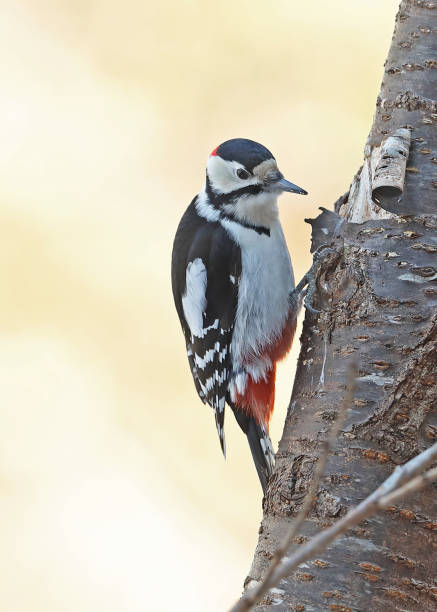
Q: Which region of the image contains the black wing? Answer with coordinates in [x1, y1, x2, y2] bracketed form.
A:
[172, 198, 241, 454]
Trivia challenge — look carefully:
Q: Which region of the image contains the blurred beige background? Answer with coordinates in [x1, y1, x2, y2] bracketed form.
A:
[0, 1, 399, 610]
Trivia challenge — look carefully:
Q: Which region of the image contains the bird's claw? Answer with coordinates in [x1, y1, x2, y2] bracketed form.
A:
[304, 291, 320, 314]
[303, 245, 336, 315]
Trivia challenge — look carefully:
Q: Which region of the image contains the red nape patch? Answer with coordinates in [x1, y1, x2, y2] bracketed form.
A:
[210, 145, 219, 156]
[235, 365, 276, 427]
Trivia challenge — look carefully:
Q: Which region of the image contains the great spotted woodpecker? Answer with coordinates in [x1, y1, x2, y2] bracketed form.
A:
[171, 138, 308, 493]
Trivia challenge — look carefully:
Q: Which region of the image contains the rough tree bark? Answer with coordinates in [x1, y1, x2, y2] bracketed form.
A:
[246, 2, 437, 610]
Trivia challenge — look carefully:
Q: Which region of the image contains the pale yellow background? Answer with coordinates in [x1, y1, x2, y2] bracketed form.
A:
[1, 1, 399, 611]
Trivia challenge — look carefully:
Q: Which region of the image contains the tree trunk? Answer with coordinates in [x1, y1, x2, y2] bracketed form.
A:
[247, 2, 437, 610]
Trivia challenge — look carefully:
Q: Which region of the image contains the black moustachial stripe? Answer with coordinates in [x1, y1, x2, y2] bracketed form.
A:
[221, 214, 270, 236]
[205, 175, 262, 205]
[205, 177, 270, 237]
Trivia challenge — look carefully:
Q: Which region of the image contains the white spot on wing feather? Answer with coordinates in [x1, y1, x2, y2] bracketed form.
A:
[182, 258, 207, 339]
[194, 349, 215, 369]
[218, 345, 227, 362]
[204, 369, 227, 391]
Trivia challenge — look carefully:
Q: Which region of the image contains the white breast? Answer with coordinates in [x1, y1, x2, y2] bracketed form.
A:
[220, 218, 294, 377]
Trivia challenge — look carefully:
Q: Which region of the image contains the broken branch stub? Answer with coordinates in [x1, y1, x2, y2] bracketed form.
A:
[372, 128, 411, 203]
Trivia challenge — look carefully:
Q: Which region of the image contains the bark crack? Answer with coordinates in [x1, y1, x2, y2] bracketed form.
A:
[377, 91, 437, 112]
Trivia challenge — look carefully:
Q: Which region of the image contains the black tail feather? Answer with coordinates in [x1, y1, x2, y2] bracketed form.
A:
[232, 407, 275, 494]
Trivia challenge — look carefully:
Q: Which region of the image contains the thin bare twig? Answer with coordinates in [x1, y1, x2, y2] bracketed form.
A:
[232, 361, 358, 612]
[378, 465, 437, 508]
[230, 441, 437, 612]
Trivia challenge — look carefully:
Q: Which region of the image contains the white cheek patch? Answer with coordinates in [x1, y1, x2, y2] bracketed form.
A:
[207, 156, 258, 194]
[182, 258, 207, 338]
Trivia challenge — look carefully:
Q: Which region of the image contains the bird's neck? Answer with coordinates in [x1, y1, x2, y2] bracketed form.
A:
[223, 192, 279, 229]
[202, 178, 279, 230]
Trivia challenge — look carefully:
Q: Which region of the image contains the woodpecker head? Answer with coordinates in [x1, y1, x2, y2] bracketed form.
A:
[205, 138, 307, 228]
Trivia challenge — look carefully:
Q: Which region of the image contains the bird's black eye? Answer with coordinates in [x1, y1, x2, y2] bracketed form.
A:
[236, 168, 250, 180]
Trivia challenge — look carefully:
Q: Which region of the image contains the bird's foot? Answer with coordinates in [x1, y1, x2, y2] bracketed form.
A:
[292, 245, 336, 315]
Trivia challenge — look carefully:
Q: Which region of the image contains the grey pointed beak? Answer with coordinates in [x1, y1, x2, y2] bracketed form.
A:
[276, 178, 308, 195]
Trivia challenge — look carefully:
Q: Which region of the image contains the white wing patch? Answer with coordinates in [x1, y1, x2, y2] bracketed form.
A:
[182, 258, 207, 339]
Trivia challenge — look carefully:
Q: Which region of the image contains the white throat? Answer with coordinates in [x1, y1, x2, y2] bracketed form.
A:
[223, 191, 279, 229]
